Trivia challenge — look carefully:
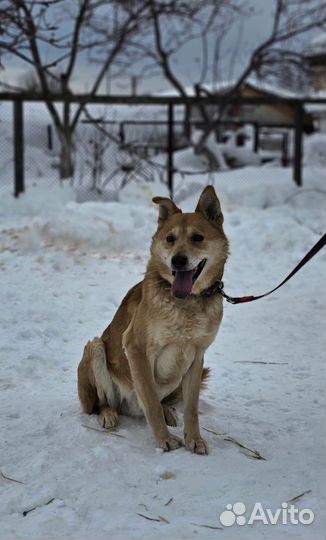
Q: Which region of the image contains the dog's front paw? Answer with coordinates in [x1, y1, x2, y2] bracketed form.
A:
[98, 407, 119, 429]
[157, 433, 183, 452]
[185, 435, 208, 455]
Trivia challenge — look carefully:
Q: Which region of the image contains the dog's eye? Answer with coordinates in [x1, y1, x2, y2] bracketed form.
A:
[166, 234, 175, 243]
[192, 233, 204, 242]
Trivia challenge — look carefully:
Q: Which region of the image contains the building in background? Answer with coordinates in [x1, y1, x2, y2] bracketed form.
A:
[304, 32, 326, 133]
[304, 33, 326, 93]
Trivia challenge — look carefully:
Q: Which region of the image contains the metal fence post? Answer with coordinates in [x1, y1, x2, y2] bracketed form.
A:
[167, 103, 174, 199]
[13, 99, 25, 197]
[253, 123, 260, 153]
[47, 124, 53, 151]
[293, 103, 303, 186]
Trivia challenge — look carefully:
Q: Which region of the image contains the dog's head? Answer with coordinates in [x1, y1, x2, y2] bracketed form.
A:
[151, 186, 229, 299]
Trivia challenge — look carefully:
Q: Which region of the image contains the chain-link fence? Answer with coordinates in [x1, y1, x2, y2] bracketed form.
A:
[72, 103, 186, 202]
[1, 94, 324, 203]
[0, 101, 14, 190]
[1, 100, 191, 200]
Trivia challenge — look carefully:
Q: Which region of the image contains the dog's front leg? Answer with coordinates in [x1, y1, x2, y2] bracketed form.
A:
[182, 352, 208, 455]
[125, 341, 183, 452]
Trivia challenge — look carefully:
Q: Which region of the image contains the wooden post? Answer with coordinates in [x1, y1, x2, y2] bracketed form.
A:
[293, 103, 303, 186]
[13, 99, 24, 197]
[47, 124, 53, 151]
[253, 123, 259, 153]
[167, 103, 174, 199]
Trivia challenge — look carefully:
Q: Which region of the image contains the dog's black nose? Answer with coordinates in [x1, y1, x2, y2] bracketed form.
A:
[172, 254, 188, 270]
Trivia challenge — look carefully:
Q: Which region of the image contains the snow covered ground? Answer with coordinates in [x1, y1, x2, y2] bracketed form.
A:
[0, 164, 325, 539]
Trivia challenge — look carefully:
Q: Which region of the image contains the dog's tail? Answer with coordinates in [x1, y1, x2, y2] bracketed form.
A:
[200, 366, 211, 389]
[162, 366, 211, 407]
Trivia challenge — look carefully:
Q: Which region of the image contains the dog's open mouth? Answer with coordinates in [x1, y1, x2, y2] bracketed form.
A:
[171, 259, 207, 299]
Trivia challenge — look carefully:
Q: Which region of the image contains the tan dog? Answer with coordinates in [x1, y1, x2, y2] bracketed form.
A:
[78, 186, 229, 454]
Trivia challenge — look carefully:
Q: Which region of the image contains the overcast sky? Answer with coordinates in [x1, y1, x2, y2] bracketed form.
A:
[0, 0, 321, 95]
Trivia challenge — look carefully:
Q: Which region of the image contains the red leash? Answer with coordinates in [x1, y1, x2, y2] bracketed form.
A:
[219, 233, 326, 304]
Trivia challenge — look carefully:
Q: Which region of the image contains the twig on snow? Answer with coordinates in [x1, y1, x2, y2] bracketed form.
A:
[81, 424, 126, 438]
[164, 497, 173, 506]
[203, 427, 227, 436]
[158, 515, 170, 524]
[23, 498, 55, 517]
[191, 522, 223, 530]
[203, 428, 266, 460]
[137, 512, 165, 523]
[224, 436, 266, 461]
[287, 489, 312, 503]
[234, 361, 288, 365]
[0, 470, 25, 485]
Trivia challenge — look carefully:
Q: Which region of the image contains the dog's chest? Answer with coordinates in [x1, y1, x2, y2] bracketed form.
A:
[154, 343, 196, 385]
[150, 299, 220, 347]
[148, 301, 221, 385]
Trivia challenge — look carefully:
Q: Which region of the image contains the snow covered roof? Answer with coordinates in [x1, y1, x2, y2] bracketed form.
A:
[158, 77, 298, 98]
[201, 77, 303, 99]
[155, 77, 324, 100]
[305, 103, 326, 114]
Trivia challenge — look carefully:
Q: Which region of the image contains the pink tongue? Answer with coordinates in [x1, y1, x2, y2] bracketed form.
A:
[172, 270, 195, 298]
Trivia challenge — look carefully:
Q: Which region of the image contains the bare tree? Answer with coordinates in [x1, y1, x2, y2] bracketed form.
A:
[131, 0, 325, 152]
[0, 0, 324, 179]
[195, 0, 325, 152]
[125, 1, 245, 95]
[20, 68, 63, 94]
[0, 0, 151, 178]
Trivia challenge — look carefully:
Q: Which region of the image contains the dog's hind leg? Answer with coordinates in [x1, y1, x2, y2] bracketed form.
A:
[162, 367, 211, 409]
[78, 337, 119, 429]
[162, 404, 178, 427]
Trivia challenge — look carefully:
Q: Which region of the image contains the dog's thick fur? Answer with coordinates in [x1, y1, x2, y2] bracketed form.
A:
[78, 186, 229, 454]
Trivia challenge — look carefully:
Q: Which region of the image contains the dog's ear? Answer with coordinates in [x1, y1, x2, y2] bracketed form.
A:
[195, 186, 223, 227]
[152, 197, 181, 228]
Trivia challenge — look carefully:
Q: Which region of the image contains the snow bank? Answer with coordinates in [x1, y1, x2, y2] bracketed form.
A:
[1, 167, 324, 258]
[304, 133, 326, 167]
[0, 182, 157, 254]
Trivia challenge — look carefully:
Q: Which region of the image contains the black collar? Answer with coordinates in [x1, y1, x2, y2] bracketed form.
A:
[199, 279, 224, 298]
[158, 277, 224, 300]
